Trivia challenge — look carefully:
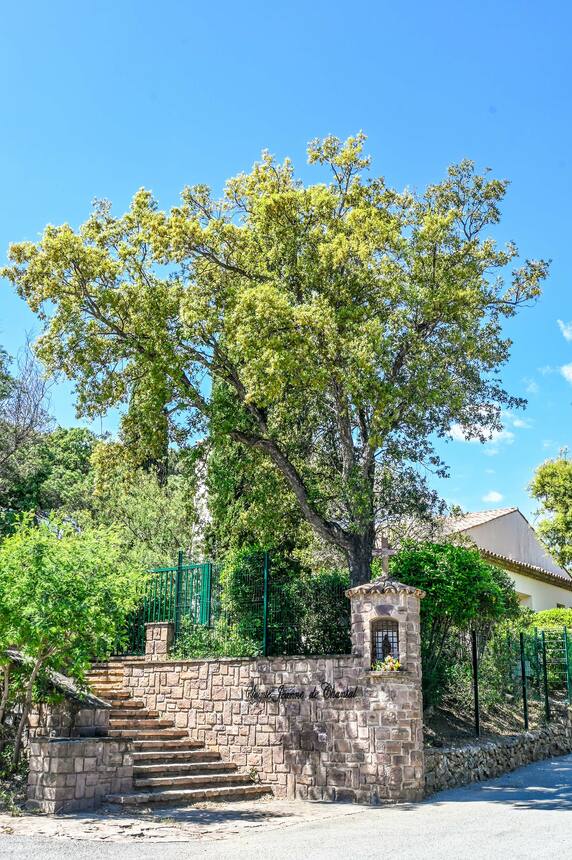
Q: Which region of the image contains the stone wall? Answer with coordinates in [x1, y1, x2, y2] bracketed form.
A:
[28, 703, 110, 739]
[27, 737, 133, 814]
[425, 710, 572, 794]
[115, 577, 426, 804]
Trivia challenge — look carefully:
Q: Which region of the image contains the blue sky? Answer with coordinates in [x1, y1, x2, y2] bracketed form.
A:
[1, 0, 571, 521]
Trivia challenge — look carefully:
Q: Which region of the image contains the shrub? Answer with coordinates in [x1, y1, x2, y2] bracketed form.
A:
[171, 618, 261, 659]
[298, 569, 351, 655]
[390, 542, 520, 704]
[531, 608, 572, 629]
[0, 515, 143, 764]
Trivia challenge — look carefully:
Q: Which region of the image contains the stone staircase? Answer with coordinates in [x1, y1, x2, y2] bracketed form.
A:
[87, 661, 271, 806]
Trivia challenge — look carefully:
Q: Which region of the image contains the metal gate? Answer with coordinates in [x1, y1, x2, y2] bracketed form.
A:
[119, 552, 213, 655]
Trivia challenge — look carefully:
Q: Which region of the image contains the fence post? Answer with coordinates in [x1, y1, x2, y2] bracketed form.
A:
[519, 632, 529, 731]
[541, 630, 551, 722]
[198, 562, 212, 626]
[262, 551, 269, 658]
[471, 630, 480, 738]
[175, 550, 184, 638]
[564, 627, 572, 705]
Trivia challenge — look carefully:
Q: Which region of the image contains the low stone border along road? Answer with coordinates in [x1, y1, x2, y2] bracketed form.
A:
[2, 754, 572, 859]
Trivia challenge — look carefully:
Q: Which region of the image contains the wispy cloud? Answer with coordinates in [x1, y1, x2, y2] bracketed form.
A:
[558, 320, 572, 341]
[503, 411, 532, 430]
[449, 423, 515, 447]
[449, 423, 515, 457]
[523, 377, 539, 395]
[538, 365, 556, 375]
[482, 490, 503, 503]
[561, 363, 572, 385]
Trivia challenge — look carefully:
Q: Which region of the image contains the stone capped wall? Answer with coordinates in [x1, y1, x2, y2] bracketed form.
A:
[120, 654, 423, 803]
[425, 709, 572, 794]
[28, 703, 110, 739]
[27, 737, 133, 814]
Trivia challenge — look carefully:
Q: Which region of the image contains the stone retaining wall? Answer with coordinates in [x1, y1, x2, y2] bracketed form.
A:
[424, 710, 572, 794]
[122, 654, 423, 803]
[27, 737, 133, 813]
[117, 577, 426, 804]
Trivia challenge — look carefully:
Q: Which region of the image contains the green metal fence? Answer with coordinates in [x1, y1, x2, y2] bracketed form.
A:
[119, 552, 215, 655]
[447, 625, 572, 737]
[118, 551, 351, 658]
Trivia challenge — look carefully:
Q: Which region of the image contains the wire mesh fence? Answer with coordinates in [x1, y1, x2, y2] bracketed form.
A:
[117, 551, 351, 659]
[442, 625, 572, 737]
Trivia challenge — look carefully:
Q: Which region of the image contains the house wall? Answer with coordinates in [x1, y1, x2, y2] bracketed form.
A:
[463, 510, 572, 610]
[508, 570, 572, 611]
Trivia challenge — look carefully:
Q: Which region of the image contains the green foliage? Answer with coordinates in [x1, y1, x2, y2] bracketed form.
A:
[4, 427, 96, 516]
[171, 618, 262, 660]
[297, 569, 351, 655]
[91, 441, 201, 565]
[531, 608, 572, 629]
[0, 516, 143, 678]
[390, 542, 520, 702]
[3, 135, 548, 584]
[205, 387, 307, 559]
[170, 549, 351, 659]
[220, 546, 303, 654]
[530, 455, 572, 568]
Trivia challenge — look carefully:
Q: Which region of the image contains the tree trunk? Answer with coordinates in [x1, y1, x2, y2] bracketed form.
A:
[0, 663, 10, 726]
[347, 527, 376, 587]
[13, 656, 44, 767]
[0, 664, 10, 754]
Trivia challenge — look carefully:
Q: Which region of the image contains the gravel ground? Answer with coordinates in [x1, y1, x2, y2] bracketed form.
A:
[1, 753, 571, 859]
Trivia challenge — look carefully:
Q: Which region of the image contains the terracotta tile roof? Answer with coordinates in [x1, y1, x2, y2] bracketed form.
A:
[442, 507, 572, 587]
[443, 507, 518, 533]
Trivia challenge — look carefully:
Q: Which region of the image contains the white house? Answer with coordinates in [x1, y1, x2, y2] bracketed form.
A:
[444, 507, 572, 610]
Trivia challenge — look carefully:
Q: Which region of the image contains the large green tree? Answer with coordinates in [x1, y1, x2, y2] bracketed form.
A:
[3, 134, 548, 585]
[530, 454, 572, 567]
[3, 426, 96, 516]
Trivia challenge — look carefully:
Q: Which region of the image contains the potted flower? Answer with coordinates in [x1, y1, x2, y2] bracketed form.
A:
[372, 654, 402, 672]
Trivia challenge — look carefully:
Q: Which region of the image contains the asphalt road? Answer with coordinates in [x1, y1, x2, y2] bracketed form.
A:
[2, 754, 571, 859]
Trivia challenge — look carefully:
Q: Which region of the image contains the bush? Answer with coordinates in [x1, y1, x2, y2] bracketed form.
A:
[531, 608, 572, 629]
[0, 515, 143, 765]
[298, 569, 351, 655]
[390, 542, 520, 704]
[172, 550, 352, 658]
[219, 545, 304, 654]
[171, 618, 262, 659]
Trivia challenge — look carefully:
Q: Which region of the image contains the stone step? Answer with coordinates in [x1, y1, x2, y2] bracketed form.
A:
[87, 676, 125, 684]
[109, 717, 174, 730]
[132, 738, 204, 751]
[132, 749, 220, 764]
[99, 691, 130, 701]
[90, 685, 126, 695]
[133, 761, 237, 777]
[108, 701, 148, 712]
[108, 728, 189, 740]
[134, 772, 250, 790]
[105, 784, 272, 806]
[109, 708, 158, 719]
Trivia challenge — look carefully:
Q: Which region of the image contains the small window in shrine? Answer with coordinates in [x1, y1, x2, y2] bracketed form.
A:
[371, 619, 399, 664]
